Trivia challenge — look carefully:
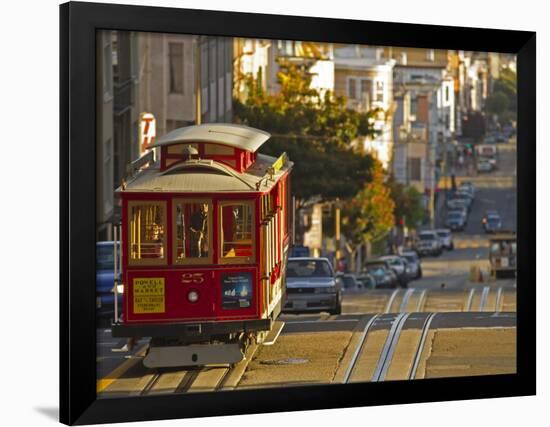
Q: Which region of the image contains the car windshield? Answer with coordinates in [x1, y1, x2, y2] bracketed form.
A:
[487, 216, 501, 223]
[382, 258, 400, 266]
[447, 212, 462, 219]
[437, 231, 450, 237]
[402, 255, 416, 263]
[97, 244, 117, 270]
[419, 233, 435, 240]
[365, 264, 386, 275]
[287, 260, 332, 278]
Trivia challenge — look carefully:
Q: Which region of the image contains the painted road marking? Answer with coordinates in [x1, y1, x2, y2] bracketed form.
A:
[97, 345, 148, 393]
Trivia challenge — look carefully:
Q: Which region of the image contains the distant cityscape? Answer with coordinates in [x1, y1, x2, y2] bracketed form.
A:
[97, 31, 516, 262]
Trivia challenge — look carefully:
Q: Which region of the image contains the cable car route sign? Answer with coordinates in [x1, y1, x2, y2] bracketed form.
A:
[133, 277, 165, 314]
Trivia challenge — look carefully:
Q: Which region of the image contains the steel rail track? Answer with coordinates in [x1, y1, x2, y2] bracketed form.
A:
[371, 312, 411, 382]
[342, 314, 381, 383]
[408, 313, 437, 379]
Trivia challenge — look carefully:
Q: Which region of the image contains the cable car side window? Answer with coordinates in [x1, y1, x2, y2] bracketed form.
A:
[220, 201, 255, 264]
[172, 199, 213, 265]
[128, 201, 167, 265]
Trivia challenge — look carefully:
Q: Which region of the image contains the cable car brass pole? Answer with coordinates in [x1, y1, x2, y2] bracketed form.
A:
[195, 37, 201, 125]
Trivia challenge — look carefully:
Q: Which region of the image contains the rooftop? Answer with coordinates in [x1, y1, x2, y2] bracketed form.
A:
[149, 123, 271, 153]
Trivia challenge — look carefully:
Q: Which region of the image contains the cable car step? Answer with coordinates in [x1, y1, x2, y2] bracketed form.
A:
[143, 342, 244, 368]
[262, 321, 284, 346]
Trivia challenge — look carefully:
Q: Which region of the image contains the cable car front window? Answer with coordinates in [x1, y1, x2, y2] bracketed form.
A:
[220, 202, 254, 263]
[128, 202, 166, 265]
[173, 200, 212, 264]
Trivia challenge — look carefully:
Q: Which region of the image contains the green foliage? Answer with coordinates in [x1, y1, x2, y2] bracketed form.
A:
[487, 68, 517, 122]
[340, 160, 395, 244]
[486, 91, 510, 116]
[233, 62, 380, 202]
[386, 176, 426, 229]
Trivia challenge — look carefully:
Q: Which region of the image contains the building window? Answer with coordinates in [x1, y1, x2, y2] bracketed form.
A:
[375, 81, 384, 103]
[410, 98, 418, 116]
[360, 79, 372, 102]
[220, 201, 255, 263]
[426, 49, 435, 62]
[128, 202, 167, 265]
[173, 200, 212, 264]
[445, 85, 450, 102]
[408, 158, 422, 181]
[348, 78, 357, 100]
[168, 42, 184, 94]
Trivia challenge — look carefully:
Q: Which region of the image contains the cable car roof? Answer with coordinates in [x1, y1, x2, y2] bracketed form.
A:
[149, 123, 271, 153]
[119, 153, 292, 194]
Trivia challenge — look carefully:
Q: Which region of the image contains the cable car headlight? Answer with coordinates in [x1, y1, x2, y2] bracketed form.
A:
[112, 284, 124, 294]
[187, 290, 199, 303]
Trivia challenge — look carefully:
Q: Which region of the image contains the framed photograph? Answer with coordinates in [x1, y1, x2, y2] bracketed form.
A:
[60, 1, 536, 424]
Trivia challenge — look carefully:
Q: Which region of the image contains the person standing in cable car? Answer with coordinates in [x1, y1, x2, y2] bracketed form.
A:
[189, 203, 208, 258]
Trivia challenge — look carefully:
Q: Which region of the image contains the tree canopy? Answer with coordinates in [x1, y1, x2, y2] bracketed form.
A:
[486, 68, 517, 123]
[340, 160, 395, 244]
[386, 176, 426, 228]
[233, 62, 379, 203]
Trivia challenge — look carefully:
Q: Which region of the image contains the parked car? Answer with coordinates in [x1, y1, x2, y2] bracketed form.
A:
[416, 230, 443, 256]
[496, 132, 507, 143]
[378, 255, 409, 288]
[477, 159, 493, 173]
[460, 181, 476, 195]
[96, 241, 122, 318]
[448, 205, 469, 226]
[445, 211, 467, 231]
[435, 228, 454, 250]
[482, 211, 503, 233]
[400, 251, 422, 279]
[284, 257, 342, 314]
[361, 261, 399, 288]
[447, 191, 473, 211]
[356, 273, 377, 289]
[458, 182, 475, 199]
[337, 273, 363, 292]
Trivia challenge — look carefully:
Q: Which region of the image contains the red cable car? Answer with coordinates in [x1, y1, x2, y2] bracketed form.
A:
[111, 124, 293, 368]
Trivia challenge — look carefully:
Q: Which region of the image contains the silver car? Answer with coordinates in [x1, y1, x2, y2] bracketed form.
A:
[416, 230, 443, 256]
[284, 257, 342, 314]
[400, 251, 422, 279]
[436, 228, 454, 250]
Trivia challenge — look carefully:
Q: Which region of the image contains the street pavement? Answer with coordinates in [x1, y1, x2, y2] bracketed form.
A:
[95, 139, 517, 396]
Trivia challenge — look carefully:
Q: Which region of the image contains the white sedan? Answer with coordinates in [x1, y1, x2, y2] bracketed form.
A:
[477, 159, 493, 173]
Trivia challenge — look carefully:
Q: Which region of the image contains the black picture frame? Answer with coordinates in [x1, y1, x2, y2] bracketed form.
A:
[60, 1, 536, 424]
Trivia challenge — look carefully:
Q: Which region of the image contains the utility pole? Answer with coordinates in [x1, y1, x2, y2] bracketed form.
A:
[335, 199, 341, 270]
[194, 37, 202, 125]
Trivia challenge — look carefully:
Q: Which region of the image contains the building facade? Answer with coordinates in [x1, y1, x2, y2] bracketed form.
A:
[334, 45, 396, 168]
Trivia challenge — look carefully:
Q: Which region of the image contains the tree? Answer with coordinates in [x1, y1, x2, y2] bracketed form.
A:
[486, 91, 510, 117]
[233, 62, 380, 205]
[339, 160, 395, 245]
[386, 176, 426, 228]
[487, 68, 517, 123]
